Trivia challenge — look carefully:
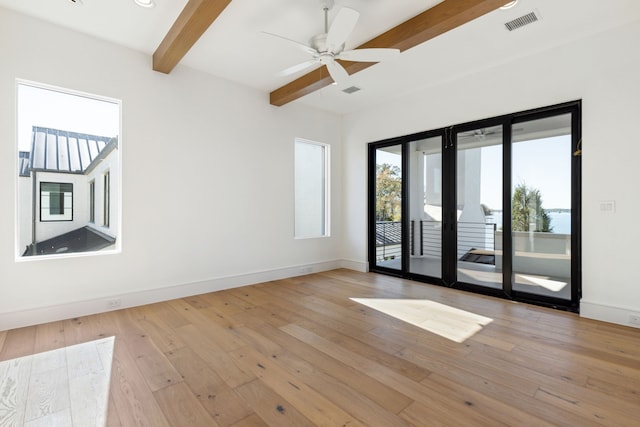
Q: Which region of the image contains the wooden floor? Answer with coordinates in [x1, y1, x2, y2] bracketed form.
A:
[1, 269, 639, 426]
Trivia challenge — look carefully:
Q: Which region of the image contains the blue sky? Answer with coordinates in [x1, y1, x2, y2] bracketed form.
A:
[17, 83, 119, 152]
[481, 135, 571, 209]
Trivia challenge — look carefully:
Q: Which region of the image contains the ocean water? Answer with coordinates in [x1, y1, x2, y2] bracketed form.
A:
[486, 211, 571, 234]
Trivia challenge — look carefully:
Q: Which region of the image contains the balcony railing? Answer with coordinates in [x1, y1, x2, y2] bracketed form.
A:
[375, 221, 401, 261]
[376, 220, 497, 263]
[456, 221, 497, 259]
[420, 220, 442, 257]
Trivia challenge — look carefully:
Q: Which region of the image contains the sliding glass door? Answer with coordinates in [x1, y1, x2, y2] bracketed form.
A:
[368, 101, 581, 311]
[455, 125, 503, 291]
[370, 144, 403, 273]
[408, 136, 443, 280]
[510, 113, 575, 302]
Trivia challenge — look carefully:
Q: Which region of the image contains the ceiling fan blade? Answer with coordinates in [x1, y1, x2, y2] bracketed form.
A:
[326, 7, 360, 53]
[260, 31, 318, 55]
[338, 48, 400, 62]
[277, 59, 319, 77]
[326, 60, 349, 86]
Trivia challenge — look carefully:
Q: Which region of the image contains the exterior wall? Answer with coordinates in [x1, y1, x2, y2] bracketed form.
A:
[85, 148, 119, 239]
[17, 177, 31, 254]
[29, 171, 89, 246]
[16, 148, 117, 255]
[342, 18, 640, 326]
[0, 8, 343, 329]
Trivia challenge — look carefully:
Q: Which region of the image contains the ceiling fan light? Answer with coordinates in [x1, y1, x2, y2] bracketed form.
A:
[500, 1, 518, 10]
[134, 0, 155, 8]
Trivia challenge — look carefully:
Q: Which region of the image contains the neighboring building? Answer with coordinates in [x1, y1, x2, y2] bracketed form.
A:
[18, 126, 118, 256]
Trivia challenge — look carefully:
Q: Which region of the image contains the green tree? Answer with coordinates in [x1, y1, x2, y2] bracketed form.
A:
[511, 183, 553, 232]
[376, 163, 402, 221]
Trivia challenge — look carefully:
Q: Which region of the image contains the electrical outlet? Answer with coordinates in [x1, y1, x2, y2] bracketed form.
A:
[107, 299, 122, 309]
[629, 314, 640, 326]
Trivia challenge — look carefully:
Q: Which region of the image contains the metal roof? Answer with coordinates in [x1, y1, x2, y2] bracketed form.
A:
[19, 126, 117, 177]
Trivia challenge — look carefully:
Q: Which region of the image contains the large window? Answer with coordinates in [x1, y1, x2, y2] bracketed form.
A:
[16, 80, 120, 258]
[295, 138, 329, 238]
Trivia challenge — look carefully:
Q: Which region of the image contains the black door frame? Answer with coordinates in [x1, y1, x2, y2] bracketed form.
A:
[368, 100, 582, 312]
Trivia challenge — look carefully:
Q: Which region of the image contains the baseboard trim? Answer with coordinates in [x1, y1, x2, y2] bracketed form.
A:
[5, 265, 637, 332]
[0, 259, 346, 331]
[581, 300, 640, 329]
[339, 258, 368, 272]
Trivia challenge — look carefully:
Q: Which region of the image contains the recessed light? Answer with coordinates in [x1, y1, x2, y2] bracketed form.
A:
[134, 0, 155, 8]
[500, 1, 518, 10]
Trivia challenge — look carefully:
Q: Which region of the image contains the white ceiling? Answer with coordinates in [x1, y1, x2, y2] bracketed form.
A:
[1, 0, 638, 114]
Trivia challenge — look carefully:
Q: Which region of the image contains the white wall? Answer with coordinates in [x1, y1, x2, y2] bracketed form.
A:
[343, 19, 640, 326]
[29, 171, 90, 245]
[0, 8, 343, 330]
[85, 148, 119, 239]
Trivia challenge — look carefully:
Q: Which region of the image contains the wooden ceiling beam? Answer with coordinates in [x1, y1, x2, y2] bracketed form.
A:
[270, 0, 508, 107]
[153, 0, 233, 74]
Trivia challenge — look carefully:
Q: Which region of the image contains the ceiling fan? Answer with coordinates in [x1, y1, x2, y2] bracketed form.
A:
[459, 128, 500, 140]
[263, 0, 400, 86]
[458, 127, 523, 140]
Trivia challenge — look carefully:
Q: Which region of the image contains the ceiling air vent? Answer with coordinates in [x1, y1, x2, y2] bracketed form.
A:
[504, 11, 540, 31]
[342, 86, 361, 94]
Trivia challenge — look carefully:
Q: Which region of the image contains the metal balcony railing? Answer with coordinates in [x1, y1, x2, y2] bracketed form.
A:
[416, 220, 496, 258]
[375, 221, 401, 261]
[457, 221, 497, 259]
[420, 221, 442, 257]
[376, 220, 497, 263]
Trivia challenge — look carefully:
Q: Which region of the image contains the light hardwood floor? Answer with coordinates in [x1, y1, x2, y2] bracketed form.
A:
[1, 269, 639, 426]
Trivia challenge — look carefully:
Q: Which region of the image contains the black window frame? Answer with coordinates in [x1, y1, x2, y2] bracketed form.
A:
[367, 100, 582, 313]
[89, 179, 96, 223]
[40, 182, 74, 222]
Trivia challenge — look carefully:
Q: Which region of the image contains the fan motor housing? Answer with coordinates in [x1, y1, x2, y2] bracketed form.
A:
[311, 33, 344, 54]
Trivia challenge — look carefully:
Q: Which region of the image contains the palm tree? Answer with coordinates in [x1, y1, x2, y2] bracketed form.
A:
[511, 183, 553, 232]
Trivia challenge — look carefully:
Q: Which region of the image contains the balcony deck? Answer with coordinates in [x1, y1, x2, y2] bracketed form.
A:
[378, 256, 571, 300]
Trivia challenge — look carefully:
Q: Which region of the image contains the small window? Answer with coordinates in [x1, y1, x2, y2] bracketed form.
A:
[103, 171, 110, 227]
[89, 180, 95, 223]
[40, 182, 73, 221]
[295, 138, 329, 238]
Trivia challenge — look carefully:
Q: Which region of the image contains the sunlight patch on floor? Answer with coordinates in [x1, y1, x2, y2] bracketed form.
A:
[457, 267, 501, 284]
[0, 336, 114, 426]
[351, 298, 493, 343]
